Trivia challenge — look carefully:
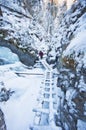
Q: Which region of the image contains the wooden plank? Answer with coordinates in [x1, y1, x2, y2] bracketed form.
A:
[15, 72, 43, 75]
[33, 126, 62, 130]
[33, 108, 49, 114]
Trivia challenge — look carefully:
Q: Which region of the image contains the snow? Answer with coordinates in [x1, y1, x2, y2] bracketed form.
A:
[0, 74, 42, 130]
[63, 30, 86, 69]
[63, 31, 86, 56]
[0, 4, 46, 51]
[0, 46, 43, 130]
[0, 46, 61, 130]
[0, 0, 27, 15]
[0, 0, 86, 129]
[77, 119, 86, 130]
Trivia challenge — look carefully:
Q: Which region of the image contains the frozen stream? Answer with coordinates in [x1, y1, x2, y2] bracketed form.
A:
[0, 46, 19, 65]
[0, 46, 44, 130]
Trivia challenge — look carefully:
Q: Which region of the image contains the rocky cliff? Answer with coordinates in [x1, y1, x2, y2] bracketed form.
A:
[51, 0, 86, 129]
[0, 109, 6, 130]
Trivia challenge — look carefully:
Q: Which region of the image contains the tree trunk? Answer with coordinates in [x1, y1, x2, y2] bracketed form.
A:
[0, 7, 3, 16]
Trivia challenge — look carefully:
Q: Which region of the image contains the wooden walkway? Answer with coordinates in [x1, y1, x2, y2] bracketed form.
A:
[33, 60, 62, 130]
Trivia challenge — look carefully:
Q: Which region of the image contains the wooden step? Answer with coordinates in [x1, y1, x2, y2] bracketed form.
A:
[32, 126, 62, 130]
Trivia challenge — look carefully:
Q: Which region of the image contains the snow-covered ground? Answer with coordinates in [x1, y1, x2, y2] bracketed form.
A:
[0, 46, 44, 130]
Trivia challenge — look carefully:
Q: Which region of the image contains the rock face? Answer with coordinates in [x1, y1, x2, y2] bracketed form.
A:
[0, 1, 45, 66]
[0, 40, 38, 66]
[53, 0, 86, 129]
[0, 85, 14, 130]
[0, 109, 6, 130]
[57, 67, 86, 129]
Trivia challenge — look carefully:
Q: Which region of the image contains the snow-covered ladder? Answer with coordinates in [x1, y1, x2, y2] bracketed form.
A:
[33, 60, 60, 130]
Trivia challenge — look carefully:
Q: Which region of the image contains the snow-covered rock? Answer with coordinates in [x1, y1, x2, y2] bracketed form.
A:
[54, 0, 86, 129]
